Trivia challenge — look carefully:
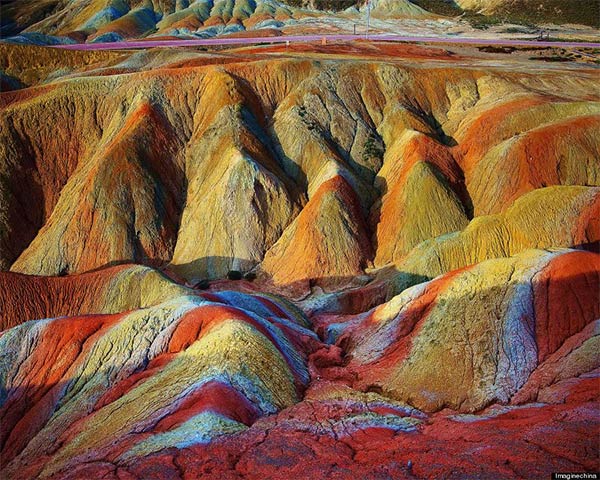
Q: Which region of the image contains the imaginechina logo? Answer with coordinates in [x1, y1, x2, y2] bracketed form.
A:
[552, 474, 599, 480]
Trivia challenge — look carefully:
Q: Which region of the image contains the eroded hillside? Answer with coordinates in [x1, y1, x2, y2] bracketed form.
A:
[1, 42, 599, 479]
[2, 44, 599, 285]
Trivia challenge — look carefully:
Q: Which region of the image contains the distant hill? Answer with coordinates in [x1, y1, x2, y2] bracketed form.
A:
[407, 0, 463, 16]
[281, 0, 599, 27]
[1, 0, 597, 41]
[455, 0, 600, 27]
[1, 0, 299, 39]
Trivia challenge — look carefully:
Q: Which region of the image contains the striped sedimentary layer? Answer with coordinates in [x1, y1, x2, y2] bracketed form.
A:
[329, 249, 600, 412]
[0, 264, 191, 330]
[1, 45, 599, 478]
[25, 348, 599, 480]
[1, 0, 302, 42]
[1, 0, 433, 44]
[389, 185, 600, 294]
[0, 288, 316, 479]
[1, 45, 599, 293]
[1, 247, 598, 478]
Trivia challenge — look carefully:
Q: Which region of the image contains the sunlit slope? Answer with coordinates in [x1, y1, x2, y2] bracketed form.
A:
[0, 287, 315, 479]
[336, 248, 600, 412]
[2, 50, 598, 288]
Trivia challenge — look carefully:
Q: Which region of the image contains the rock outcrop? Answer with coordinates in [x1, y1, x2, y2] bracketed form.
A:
[372, 129, 469, 265]
[335, 249, 600, 412]
[390, 186, 600, 293]
[0, 264, 190, 330]
[2, 47, 599, 285]
[1, 42, 599, 479]
[0, 289, 316, 480]
[260, 175, 373, 295]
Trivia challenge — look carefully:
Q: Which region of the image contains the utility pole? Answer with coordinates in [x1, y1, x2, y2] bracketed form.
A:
[366, 0, 371, 39]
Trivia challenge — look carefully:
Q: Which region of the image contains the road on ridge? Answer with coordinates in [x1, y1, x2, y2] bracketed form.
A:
[53, 33, 600, 51]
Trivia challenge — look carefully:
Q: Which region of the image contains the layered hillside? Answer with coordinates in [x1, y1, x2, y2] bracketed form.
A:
[1, 0, 302, 40]
[3, 0, 598, 45]
[0, 287, 315, 479]
[2, 44, 599, 286]
[0, 0, 430, 44]
[1, 251, 598, 479]
[1, 42, 599, 479]
[333, 249, 600, 412]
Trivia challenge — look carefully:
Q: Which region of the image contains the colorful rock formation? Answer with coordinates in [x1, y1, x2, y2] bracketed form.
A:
[1, 288, 316, 479]
[333, 249, 600, 412]
[389, 186, 600, 293]
[0, 264, 190, 330]
[260, 175, 373, 295]
[2, 45, 598, 284]
[1, 41, 598, 479]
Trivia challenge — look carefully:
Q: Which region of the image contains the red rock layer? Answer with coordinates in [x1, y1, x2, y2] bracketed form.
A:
[260, 175, 373, 294]
[49, 373, 599, 480]
[0, 264, 188, 330]
[533, 250, 600, 362]
[0, 266, 130, 330]
[0, 313, 123, 463]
